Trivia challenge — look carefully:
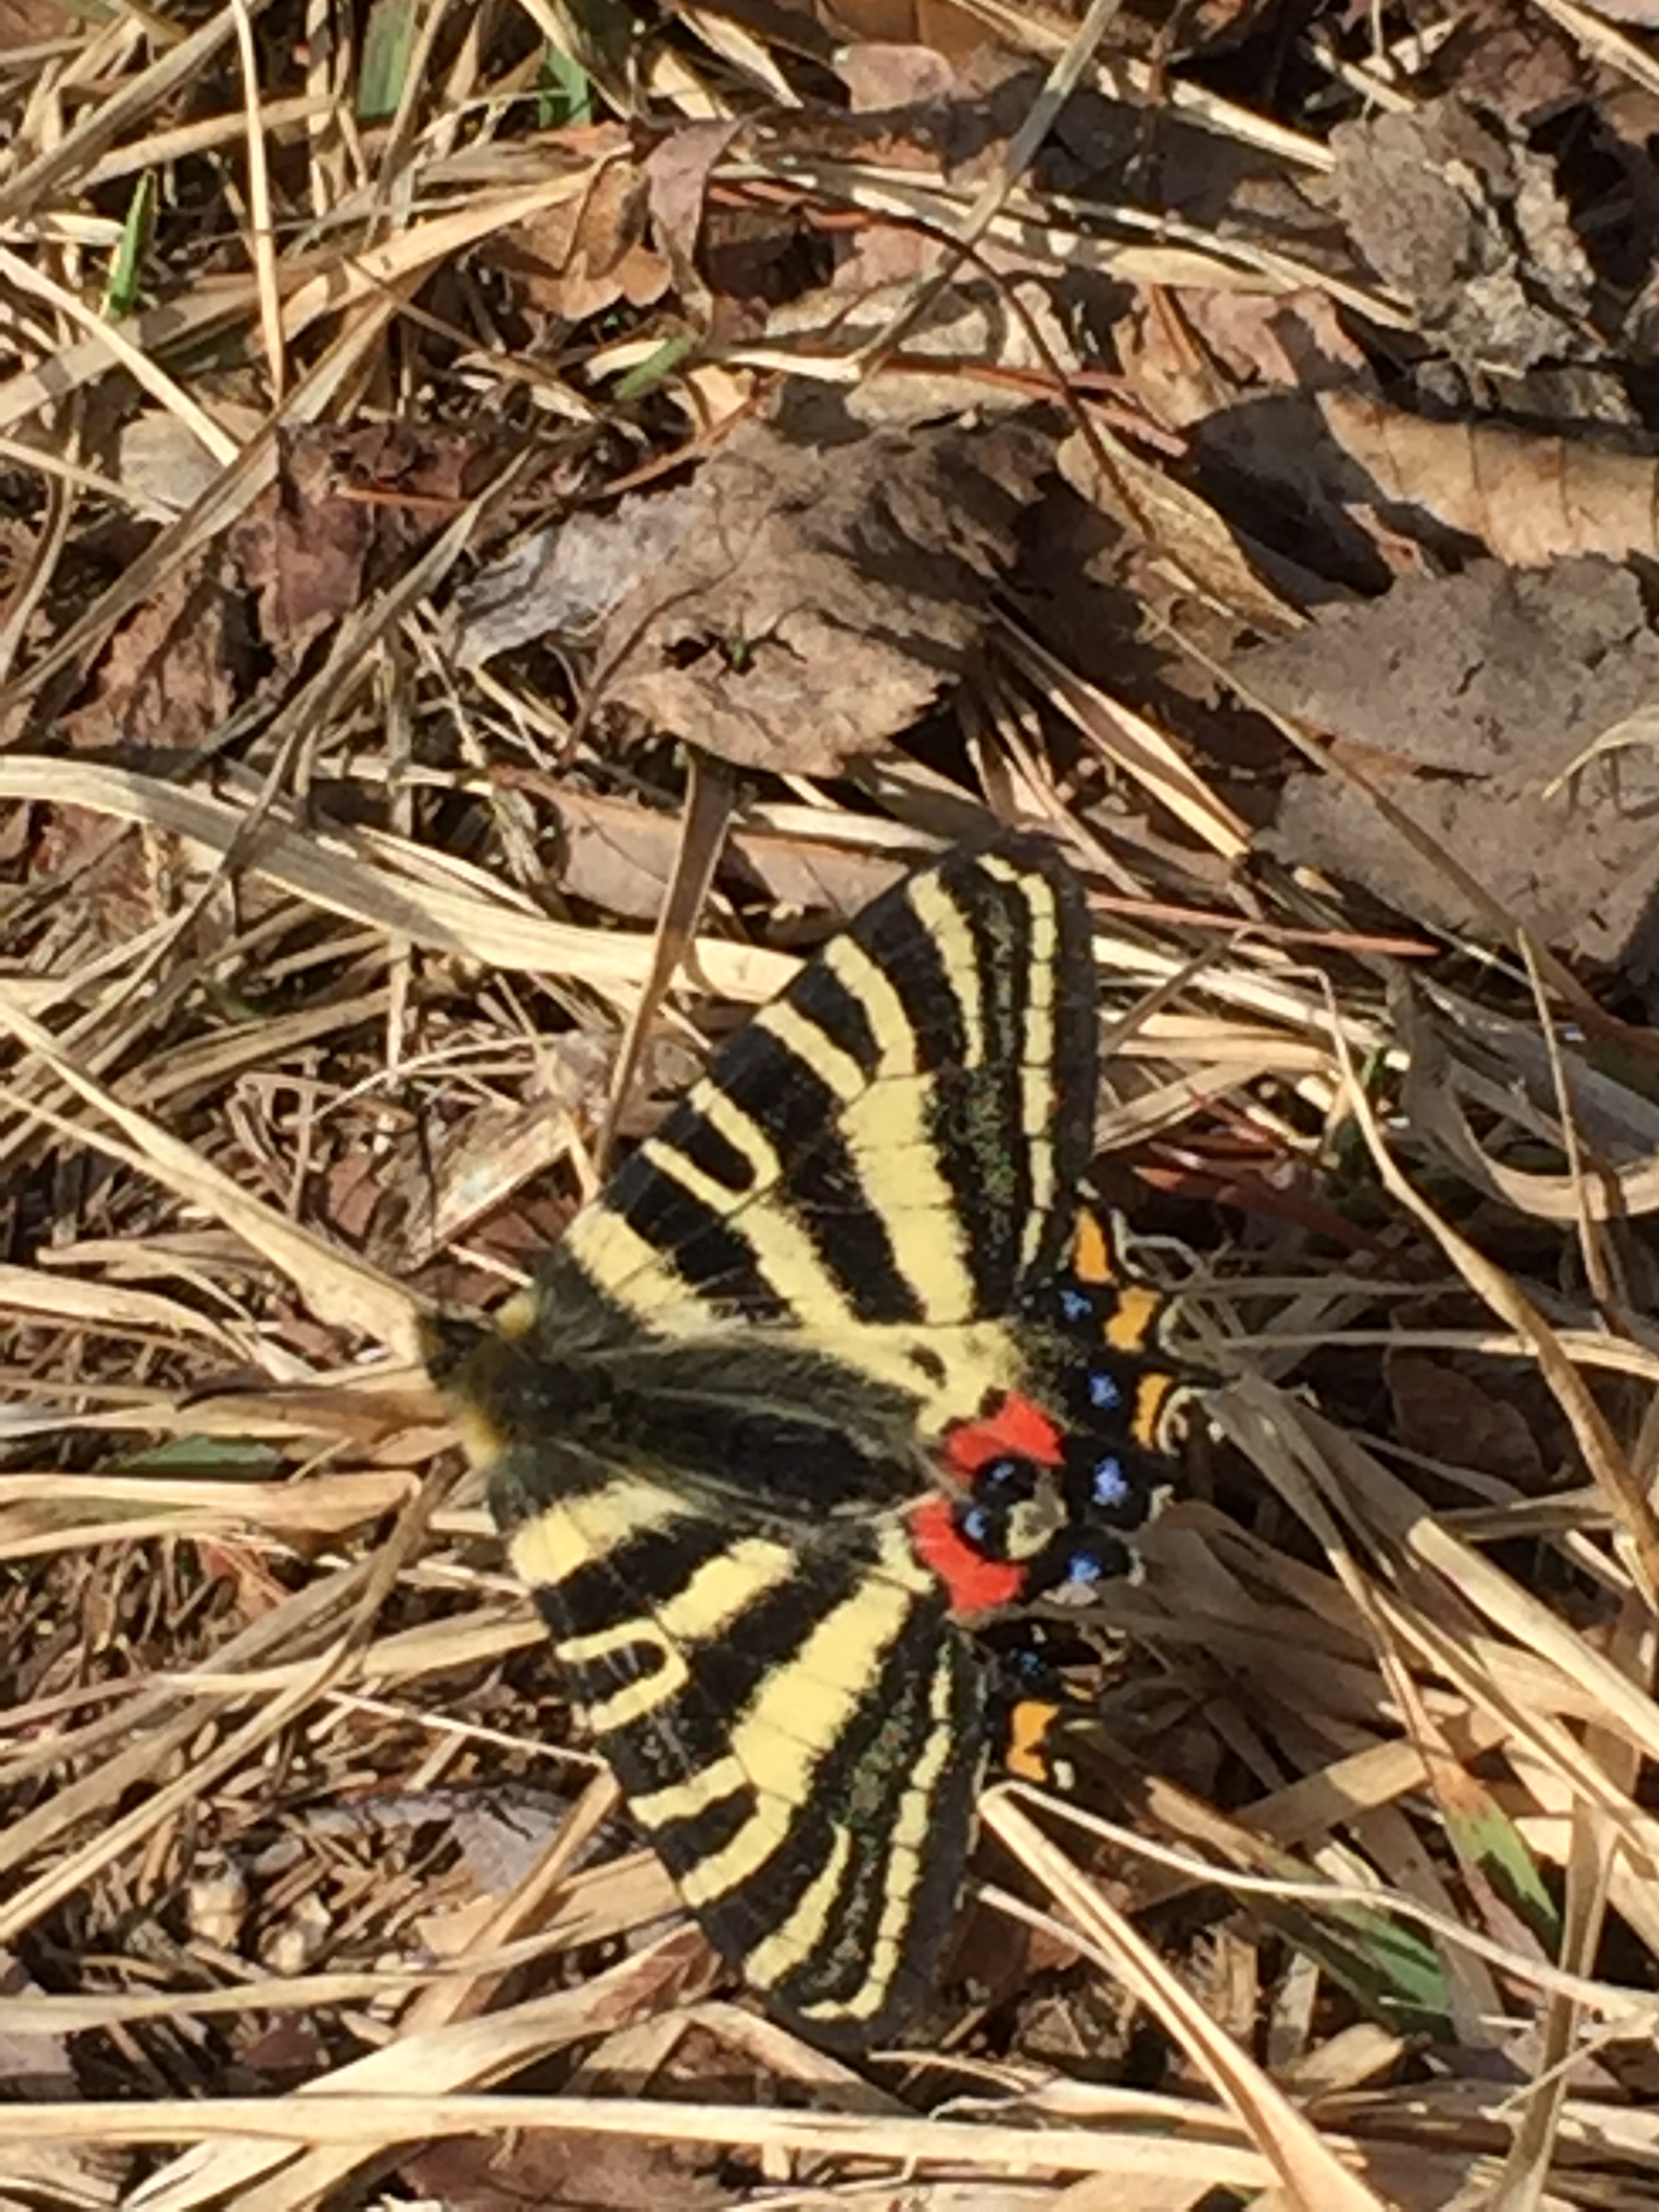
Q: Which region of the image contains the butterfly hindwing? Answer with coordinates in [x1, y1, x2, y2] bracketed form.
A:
[560, 835, 1098, 1339]
[428, 835, 1194, 2044]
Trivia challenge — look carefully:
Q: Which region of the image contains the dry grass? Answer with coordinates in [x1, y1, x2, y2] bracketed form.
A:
[3, 3, 1659, 2209]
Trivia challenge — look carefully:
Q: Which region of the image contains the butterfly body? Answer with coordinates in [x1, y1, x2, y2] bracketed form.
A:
[427, 836, 1195, 2045]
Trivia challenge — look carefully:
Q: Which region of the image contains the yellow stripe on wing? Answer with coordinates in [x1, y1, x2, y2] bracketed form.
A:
[994, 855, 1063, 1275]
[678, 1566, 918, 1908]
[798, 1595, 966, 2028]
[820, 922, 978, 1327]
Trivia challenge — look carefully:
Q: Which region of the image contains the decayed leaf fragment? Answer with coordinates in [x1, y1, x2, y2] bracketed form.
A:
[1328, 96, 1594, 373]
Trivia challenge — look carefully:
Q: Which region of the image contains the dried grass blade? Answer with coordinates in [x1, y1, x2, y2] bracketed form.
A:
[0, 990, 418, 1356]
[983, 1793, 1391, 2212]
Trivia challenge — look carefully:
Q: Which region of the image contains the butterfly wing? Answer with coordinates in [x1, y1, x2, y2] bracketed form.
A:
[489, 1429, 987, 2045]
[554, 833, 1097, 1340]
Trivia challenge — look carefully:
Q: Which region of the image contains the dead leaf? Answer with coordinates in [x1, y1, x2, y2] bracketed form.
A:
[232, 422, 496, 667]
[396, 1035, 615, 1267]
[813, 0, 1001, 62]
[457, 407, 1048, 773]
[497, 130, 669, 323]
[1123, 287, 1368, 430]
[836, 37, 960, 110]
[1435, 0, 1588, 125]
[494, 777, 903, 924]
[117, 401, 268, 518]
[1385, 1349, 1549, 1488]
[0, 1954, 74, 2097]
[0, 0, 73, 45]
[647, 119, 745, 309]
[58, 560, 246, 754]
[1059, 407, 1296, 632]
[1317, 390, 1659, 567]
[397, 2127, 737, 2211]
[1252, 556, 1659, 968]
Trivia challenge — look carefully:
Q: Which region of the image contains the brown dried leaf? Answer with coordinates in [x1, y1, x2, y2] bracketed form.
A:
[58, 562, 246, 754]
[398, 2128, 737, 2211]
[1434, 0, 1588, 125]
[836, 35, 960, 108]
[497, 129, 669, 323]
[1385, 1349, 1548, 1488]
[1328, 97, 1594, 372]
[1123, 287, 1368, 430]
[815, 0, 1003, 61]
[1060, 410, 1296, 633]
[458, 410, 1048, 773]
[0, 0, 72, 45]
[1252, 557, 1659, 967]
[610, 415, 1045, 769]
[232, 422, 495, 666]
[647, 119, 745, 308]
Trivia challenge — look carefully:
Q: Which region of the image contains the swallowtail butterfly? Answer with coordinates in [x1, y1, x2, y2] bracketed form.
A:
[425, 835, 1196, 2046]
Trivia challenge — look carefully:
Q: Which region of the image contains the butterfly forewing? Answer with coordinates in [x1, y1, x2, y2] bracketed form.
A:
[430, 835, 1189, 2045]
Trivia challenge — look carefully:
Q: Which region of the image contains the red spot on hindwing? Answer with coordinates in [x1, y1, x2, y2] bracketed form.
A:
[941, 1392, 1064, 1481]
[908, 1496, 1024, 1616]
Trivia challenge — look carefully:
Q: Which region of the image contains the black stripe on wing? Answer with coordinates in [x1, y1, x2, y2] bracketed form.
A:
[639, 1031, 924, 1324]
[715, 1596, 985, 2040]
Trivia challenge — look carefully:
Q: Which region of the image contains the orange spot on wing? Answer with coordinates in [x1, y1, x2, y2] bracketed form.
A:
[1073, 1210, 1117, 1285]
[1105, 1284, 1162, 1353]
[1132, 1368, 1183, 1447]
[1004, 1698, 1062, 1782]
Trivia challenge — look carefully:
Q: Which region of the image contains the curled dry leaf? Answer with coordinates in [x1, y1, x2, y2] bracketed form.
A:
[455, 409, 1048, 773]
[1059, 407, 1296, 632]
[496, 125, 670, 323]
[1317, 391, 1659, 567]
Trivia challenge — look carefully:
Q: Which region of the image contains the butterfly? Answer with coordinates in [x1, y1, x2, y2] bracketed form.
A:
[424, 834, 1197, 2046]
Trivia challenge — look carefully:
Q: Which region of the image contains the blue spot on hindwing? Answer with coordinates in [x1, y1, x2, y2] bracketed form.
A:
[1092, 1456, 1130, 1509]
[960, 1505, 991, 1547]
[1087, 1369, 1122, 1412]
[1058, 1286, 1092, 1324]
